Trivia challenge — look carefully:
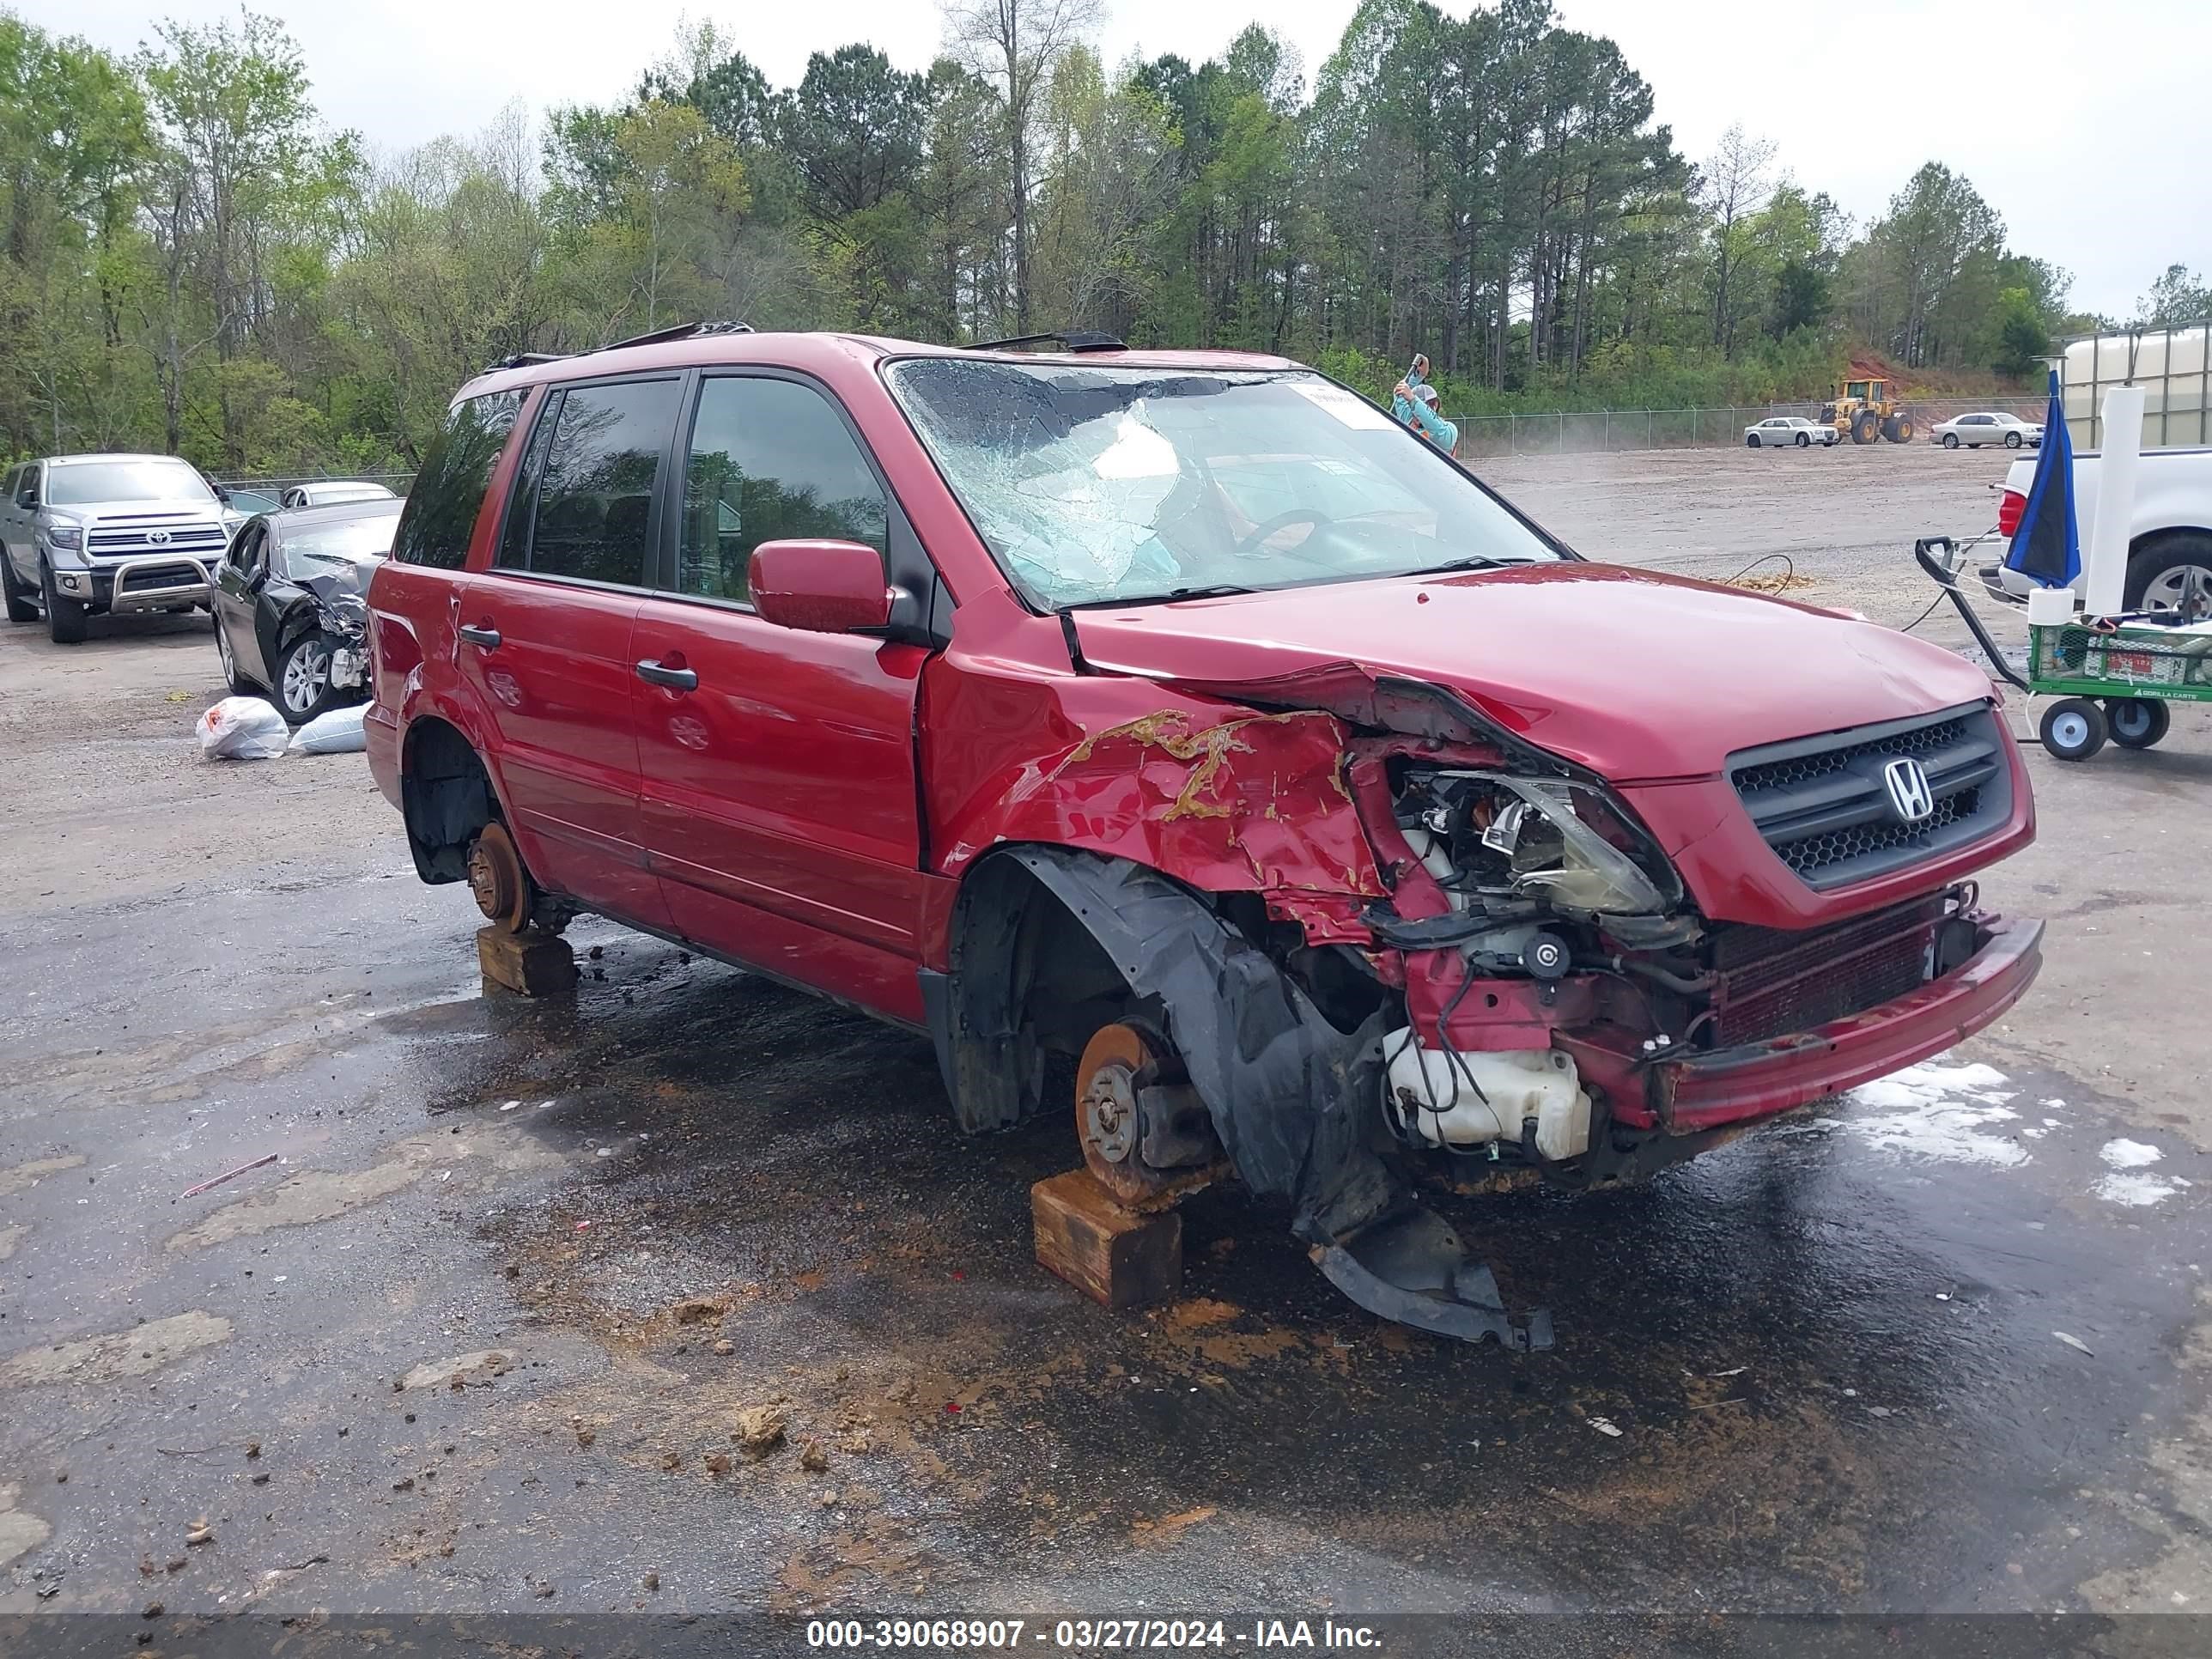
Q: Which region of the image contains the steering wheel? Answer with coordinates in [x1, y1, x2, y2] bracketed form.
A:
[1231, 507, 1334, 560]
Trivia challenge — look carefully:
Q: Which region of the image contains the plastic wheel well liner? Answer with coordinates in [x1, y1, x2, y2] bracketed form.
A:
[401, 719, 495, 884]
[951, 844, 1549, 1349]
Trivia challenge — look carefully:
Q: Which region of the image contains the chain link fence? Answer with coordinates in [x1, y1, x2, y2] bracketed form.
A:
[209, 395, 2055, 494]
[1452, 397, 2051, 459]
[215, 470, 416, 501]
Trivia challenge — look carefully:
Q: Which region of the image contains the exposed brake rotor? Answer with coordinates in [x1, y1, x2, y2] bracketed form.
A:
[1075, 1021, 1218, 1207]
[465, 821, 531, 934]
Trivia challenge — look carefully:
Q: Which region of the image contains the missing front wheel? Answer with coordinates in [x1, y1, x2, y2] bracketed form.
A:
[1074, 1020, 1219, 1207]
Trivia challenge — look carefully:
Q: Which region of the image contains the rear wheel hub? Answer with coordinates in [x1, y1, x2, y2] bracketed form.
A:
[466, 821, 531, 933]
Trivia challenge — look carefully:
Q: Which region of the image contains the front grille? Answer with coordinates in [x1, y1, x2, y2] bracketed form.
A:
[118, 562, 204, 593]
[1707, 895, 1942, 1047]
[89, 525, 225, 554]
[1775, 787, 1979, 880]
[1729, 703, 2010, 890]
[1731, 714, 1971, 795]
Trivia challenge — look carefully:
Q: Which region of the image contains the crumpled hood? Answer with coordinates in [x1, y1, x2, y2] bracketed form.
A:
[1069, 562, 1997, 781]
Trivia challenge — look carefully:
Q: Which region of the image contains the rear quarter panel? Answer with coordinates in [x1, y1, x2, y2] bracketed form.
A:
[2131, 448, 2212, 540]
[365, 386, 541, 817]
[2001, 448, 2212, 577]
[366, 562, 503, 811]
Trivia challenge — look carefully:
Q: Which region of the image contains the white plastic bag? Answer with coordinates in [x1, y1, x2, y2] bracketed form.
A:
[286, 702, 368, 756]
[197, 696, 289, 761]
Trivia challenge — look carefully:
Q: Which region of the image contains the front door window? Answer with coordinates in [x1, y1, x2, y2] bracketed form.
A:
[678, 376, 889, 603]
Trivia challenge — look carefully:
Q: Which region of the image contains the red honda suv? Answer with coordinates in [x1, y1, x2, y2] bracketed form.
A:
[367, 325, 2041, 1346]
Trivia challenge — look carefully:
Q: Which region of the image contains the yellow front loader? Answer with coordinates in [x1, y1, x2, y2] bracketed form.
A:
[1820, 378, 1916, 444]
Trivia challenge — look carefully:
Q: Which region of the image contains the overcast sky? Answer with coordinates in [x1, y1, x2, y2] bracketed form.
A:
[33, 0, 2209, 319]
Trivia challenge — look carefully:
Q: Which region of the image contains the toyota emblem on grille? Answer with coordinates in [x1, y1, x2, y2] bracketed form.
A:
[146, 528, 171, 544]
[1882, 757, 1936, 823]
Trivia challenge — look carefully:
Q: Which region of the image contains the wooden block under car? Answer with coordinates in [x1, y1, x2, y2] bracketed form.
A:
[1030, 1168, 1182, 1311]
[477, 926, 578, 997]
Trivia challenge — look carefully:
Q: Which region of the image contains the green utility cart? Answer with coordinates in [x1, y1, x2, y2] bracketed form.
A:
[1916, 535, 2207, 762]
[2020, 618, 2210, 758]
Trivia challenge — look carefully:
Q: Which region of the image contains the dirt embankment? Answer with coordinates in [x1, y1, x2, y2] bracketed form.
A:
[1841, 348, 2033, 402]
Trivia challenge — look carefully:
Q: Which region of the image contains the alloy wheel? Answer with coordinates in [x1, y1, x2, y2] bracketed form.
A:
[2142, 564, 2212, 621]
[282, 639, 331, 715]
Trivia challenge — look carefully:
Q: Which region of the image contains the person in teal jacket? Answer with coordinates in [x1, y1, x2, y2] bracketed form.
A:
[1390, 353, 1431, 427]
[1392, 364, 1457, 453]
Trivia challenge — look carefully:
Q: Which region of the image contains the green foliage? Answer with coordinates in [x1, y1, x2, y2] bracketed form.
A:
[0, 5, 2094, 471]
[1990, 287, 2050, 377]
[2135, 264, 2212, 328]
[1831, 162, 2072, 377]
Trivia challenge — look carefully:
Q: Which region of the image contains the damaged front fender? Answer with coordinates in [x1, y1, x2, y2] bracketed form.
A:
[927, 673, 1389, 946]
[265, 575, 373, 690]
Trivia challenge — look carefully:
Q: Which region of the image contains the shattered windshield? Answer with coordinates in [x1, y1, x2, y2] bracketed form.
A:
[283, 511, 400, 591]
[885, 358, 1559, 608]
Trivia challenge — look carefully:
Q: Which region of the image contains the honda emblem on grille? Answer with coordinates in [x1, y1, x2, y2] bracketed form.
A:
[146, 528, 171, 544]
[1882, 757, 1936, 823]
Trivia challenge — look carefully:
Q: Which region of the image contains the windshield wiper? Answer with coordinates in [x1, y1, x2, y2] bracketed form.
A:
[1162, 582, 1257, 600]
[1061, 582, 1259, 610]
[1411, 555, 1518, 576]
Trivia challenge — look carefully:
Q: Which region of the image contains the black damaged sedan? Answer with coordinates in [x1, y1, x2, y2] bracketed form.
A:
[212, 498, 401, 724]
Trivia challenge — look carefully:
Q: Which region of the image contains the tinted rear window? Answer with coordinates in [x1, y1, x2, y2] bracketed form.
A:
[498, 379, 681, 588]
[392, 391, 521, 568]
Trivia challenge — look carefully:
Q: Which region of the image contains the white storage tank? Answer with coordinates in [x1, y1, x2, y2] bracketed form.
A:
[2062, 324, 2211, 450]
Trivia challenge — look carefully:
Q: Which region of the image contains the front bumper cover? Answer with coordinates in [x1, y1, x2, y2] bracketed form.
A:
[1561, 914, 2045, 1133]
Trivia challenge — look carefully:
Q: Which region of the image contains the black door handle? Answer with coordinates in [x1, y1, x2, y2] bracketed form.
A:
[459, 623, 501, 648]
[635, 659, 698, 691]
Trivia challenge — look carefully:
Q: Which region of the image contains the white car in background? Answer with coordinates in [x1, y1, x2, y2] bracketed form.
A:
[1992, 447, 2212, 614]
[1932, 411, 2042, 450]
[280, 480, 397, 508]
[1743, 416, 1838, 448]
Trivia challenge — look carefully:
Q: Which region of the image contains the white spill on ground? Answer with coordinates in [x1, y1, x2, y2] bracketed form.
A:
[1838, 1058, 2190, 1208]
[2095, 1173, 2182, 1207]
[1844, 1059, 2029, 1167]
[2101, 1139, 2163, 1169]
[2094, 1138, 2183, 1206]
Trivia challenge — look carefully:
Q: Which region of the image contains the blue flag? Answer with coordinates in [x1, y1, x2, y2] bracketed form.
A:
[2003, 368, 2078, 587]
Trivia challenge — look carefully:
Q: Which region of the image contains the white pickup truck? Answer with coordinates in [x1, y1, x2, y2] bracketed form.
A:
[1, 453, 236, 643]
[1992, 447, 2212, 615]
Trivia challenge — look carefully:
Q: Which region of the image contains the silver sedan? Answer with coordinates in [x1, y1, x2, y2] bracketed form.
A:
[1933, 411, 2043, 450]
[1744, 416, 1838, 448]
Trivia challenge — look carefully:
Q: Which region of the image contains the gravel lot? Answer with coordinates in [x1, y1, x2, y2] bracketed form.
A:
[2, 446, 2208, 1655]
[1483, 436, 2019, 623]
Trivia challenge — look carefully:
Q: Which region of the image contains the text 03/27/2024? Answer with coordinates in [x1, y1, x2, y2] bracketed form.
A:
[805, 1619, 1384, 1650]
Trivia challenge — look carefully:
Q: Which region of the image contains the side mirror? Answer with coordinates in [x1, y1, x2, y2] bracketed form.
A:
[747, 539, 894, 635]
[14, 487, 34, 510]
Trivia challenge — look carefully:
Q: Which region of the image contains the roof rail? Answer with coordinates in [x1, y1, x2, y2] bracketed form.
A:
[599, 319, 754, 354]
[484, 320, 754, 374]
[967, 330, 1126, 353]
